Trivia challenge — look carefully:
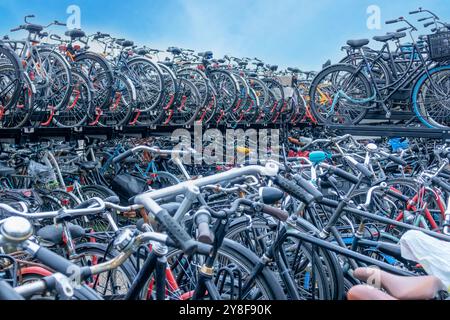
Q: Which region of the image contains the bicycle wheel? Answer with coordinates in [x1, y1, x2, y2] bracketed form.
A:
[262, 78, 284, 124]
[52, 69, 90, 128]
[178, 67, 209, 108]
[157, 239, 286, 300]
[258, 90, 277, 124]
[34, 48, 73, 111]
[195, 83, 217, 125]
[0, 46, 23, 110]
[96, 73, 134, 127]
[147, 170, 180, 189]
[227, 216, 342, 300]
[240, 87, 259, 124]
[75, 242, 136, 299]
[209, 70, 239, 113]
[126, 57, 164, 112]
[309, 64, 373, 125]
[289, 87, 307, 125]
[169, 78, 201, 126]
[413, 65, 450, 129]
[39, 189, 81, 212]
[74, 185, 118, 231]
[340, 54, 391, 95]
[0, 64, 33, 128]
[75, 52, 114, 110]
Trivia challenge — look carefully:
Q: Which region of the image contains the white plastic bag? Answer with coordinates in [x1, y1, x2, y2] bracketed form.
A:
[28, 160, 57, 184]
[400, 230, 450, 290]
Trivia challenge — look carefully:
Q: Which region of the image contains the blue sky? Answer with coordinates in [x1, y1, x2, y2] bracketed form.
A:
[0, 0, 449, 70]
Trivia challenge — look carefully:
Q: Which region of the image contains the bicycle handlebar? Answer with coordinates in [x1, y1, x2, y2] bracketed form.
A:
[273, 175, 315, 205]
[0, 197, 105, 219]
[112, 146, 197, 163]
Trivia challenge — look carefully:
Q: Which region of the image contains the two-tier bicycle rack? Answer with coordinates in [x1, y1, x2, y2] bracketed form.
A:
[0, 122, 449, 145]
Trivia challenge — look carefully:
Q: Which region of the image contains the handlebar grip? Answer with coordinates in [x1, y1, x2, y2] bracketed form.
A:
[410, 10, 420, 14]
[103, 196, 120, 205]
[386, 19, 399, 24]
[33, 246, 91, 280]
[10, 27, 22, 32]
[273, 175, 315, 205]
[386, 188, 410, 202]
[293, 175, 323, 201]
[155, 209, 199, 255]
[112, 150, 133, 163]
[194, 210, 214, 244]
[288, 137, 302, 146]
[424, 22, 434, 28]
[387, 154, 407, 166]
[431, 177, 450, 193]
[73, 198, 100, 210]
[164, 237, 212, 255]
[259, 204, 288, 221]
[329, 167, 359, 184]
[196, 221, 214, 244]
[354, 163, 373, 179]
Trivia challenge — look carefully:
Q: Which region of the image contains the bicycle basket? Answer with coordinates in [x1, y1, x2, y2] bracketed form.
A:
[427, 32, 450, 62]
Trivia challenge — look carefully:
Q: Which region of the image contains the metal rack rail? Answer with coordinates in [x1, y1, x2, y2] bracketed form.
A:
[0, 123, 449, 144]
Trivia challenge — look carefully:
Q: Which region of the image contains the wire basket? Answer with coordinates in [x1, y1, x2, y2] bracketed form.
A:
[427, 31, 450, 62]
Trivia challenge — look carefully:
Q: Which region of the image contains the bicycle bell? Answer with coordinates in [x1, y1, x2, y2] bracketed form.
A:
[0, 216, 33, 243]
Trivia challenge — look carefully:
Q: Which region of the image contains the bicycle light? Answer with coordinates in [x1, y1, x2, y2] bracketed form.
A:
[114, 228, 135, 251]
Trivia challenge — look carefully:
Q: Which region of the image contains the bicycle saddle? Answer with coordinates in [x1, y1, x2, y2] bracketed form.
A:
[37, 223, 85, 245]
[353, 267, 445, 300]
[167, 47, 182, 55]
[117, 39, 134, 48]
[25, 24, 44, 34]
[198, 51, 213, 57]
[65, 29, 86, 40]
[267, 65, 278, 71]
[134, 47, 149, 55]
[373, 34, 394, 42]
[78, 161, 99, 171]
[161, 61, 174, 67]
[346, 39, 370, 48]
[389, 32, 407, 39]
